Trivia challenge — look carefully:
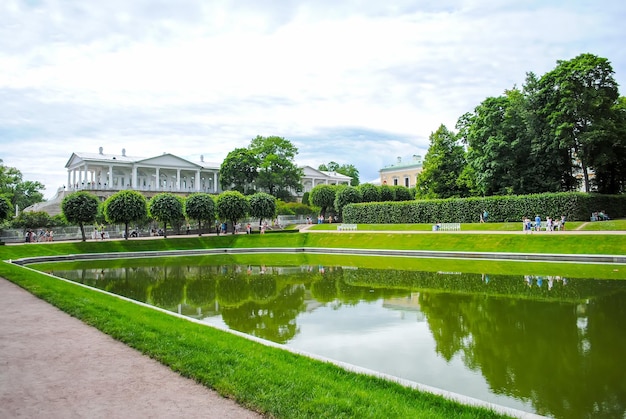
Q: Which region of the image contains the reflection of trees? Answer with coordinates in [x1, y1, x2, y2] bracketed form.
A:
[150, 266, 186, 309]
[216, 274, 250, 307]
[185, 276, 217, 307]
[221, 285, 306, 343]
[249, 275, 277, 302]
[420, 291, 626, 418]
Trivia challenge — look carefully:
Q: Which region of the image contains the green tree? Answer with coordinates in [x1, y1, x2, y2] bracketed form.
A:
[379, 184, 395, 201]
[248, 192, 277, 226]
[309, 184, 336, 218]
[0, 161, 45, 211]
[416, 124, 468, 198]
[249, 135, 303, 199]
[103, 190, 148, 240]
[149, 193, 184, 239]
[357, 183, 380, 202]
[589, 96, 626, 193]
[334, 186, 362, 219]
[319, 162, 360, 186]
[0, 195, 11, 223]
[219, 148, 260, 193]
[216, 191, 249, 233]
[184, 193, 215, 236]
[536, 53, 620, 192]
[391, 185, 412, 201]
[61, 191, 100, 241]
[11, 211, 57, 231]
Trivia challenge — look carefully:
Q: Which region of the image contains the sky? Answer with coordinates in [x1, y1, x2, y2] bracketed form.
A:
[1, 1, 625, 200]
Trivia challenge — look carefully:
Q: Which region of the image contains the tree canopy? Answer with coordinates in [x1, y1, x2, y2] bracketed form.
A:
[219, 148, 260, 193]
[248, 192, 277, 225]
[309, 184, 336, 217]
[216, 191, 249, 232]
[184, 193, 215, 236]
[61, 191, 100, 241]
[0, 160, 45, 211]
[249, 135, 303, 199]
[148, 193, 184, 238]
[103, 190, 148, 240]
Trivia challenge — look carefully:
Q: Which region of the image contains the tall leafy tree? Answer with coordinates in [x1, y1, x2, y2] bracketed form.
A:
[0, 195, 11, 223]
[0, 160, 45, 211]
[103, 190, 148, 240]
[309, 184, 336, 218]
[248, 192, 277, 226]
[334, 186, 362, 219]
[216, 191, 249, 233]
[149, 193, 184, 238]
[536, 53, 620, 192]
[249, 135, 303, 199]
[184, 193, 215, 236]
[61, 191, 100, 241]
[219, 148, 260, 193]
[416, 124, 467, 198]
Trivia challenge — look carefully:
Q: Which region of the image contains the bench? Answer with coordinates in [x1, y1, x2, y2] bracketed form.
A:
[432, 223, 461, 231]
[337, 224, 357, 231]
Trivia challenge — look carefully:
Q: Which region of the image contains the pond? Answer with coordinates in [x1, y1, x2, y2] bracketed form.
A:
[40, 255, 626, 418]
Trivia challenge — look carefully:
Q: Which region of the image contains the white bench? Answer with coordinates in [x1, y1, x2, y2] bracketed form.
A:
[433, 223, 461, 231]
[337, 224, 357, 231]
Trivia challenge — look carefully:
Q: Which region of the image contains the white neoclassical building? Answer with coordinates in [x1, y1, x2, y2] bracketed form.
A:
[65, 147, 222, 196]
[300, 166, 353, 193]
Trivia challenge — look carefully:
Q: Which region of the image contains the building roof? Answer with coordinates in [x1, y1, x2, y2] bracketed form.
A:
[379, 155, 423, 173]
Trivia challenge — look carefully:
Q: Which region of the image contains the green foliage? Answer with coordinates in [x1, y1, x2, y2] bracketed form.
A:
[301, 192, 310, 206]
[416, 124, 467, 198]
[249, 135, 303, 198]
[219, 148, 260, 193]
[184, 193, 216, 235]
[276, 201, 315, 216]
[0, 160, 45, 210]
[248, 192, 276, 222]
[61, 192, 100, 241]
[343, 192, 626, 224]
[309, 184, 336, 217]
[10, 211, 60, 230]
[216, 191, 249, 230]
[379, 184, 395, 202]
[334, 186, 362, 219]
[0, 195, 11, 222]
[358, 183, 380, 202]
[104, 190, 148, 239]
[148, 193, 185, 238]
[391, 185, 412, 201]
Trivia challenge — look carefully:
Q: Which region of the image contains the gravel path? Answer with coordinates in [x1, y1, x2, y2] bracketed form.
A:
[0, 278, 262, 419]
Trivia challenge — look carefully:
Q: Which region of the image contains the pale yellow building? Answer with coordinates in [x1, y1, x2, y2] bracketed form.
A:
[379, 155, 423, 187]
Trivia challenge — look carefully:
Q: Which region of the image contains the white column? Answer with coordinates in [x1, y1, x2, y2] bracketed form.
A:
[132, 165, 138, 189]
[155, 168, 160, 190]
[213, 172, 217, 192]
[67, 171, 71, 190]
[108, 165, 113, 189]
[176, 169, 181, 190]
[83, 164, 89, 188]
[195, 170, 201, 192]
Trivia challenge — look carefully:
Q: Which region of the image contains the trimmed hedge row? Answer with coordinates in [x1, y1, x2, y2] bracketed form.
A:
[343, 192, 626, 224]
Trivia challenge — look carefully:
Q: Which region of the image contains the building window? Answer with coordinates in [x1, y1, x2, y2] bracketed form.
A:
[404, 177, 409, 187]
[393, 177, 398, 186]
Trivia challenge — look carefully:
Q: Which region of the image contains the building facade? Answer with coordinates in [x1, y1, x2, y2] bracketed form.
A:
[379, 155, 423, 187]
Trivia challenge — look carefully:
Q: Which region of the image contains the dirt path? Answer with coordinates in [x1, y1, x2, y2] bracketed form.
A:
[0, 278, 262, 419]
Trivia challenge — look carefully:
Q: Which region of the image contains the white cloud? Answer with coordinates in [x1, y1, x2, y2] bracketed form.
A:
[1, 0, 625, 198]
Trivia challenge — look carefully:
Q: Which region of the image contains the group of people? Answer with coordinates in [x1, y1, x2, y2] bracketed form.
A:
[591, 211, 610, 221]
[522, 215, 567, 232]
[24, 229, 54, 243]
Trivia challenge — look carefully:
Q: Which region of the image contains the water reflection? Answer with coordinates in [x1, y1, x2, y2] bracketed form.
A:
[49, 263, 626, 418]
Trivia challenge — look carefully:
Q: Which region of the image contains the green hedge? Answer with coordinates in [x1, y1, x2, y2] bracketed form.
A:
[343, 192, 626, 224]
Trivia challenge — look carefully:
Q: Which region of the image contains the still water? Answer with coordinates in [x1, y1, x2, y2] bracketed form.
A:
[47, 259, 626, 418]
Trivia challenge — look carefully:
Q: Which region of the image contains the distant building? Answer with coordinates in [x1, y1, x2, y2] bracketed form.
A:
[379, 155, 423, 188]
[24, 148, 352, 216]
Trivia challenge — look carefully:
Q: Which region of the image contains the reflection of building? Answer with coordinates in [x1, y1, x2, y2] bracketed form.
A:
[379, 155, 423, 188]
[382, 293, 425, 321]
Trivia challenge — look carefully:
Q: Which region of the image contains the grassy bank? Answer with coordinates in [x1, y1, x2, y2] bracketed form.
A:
[1, 261, 506, 418]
